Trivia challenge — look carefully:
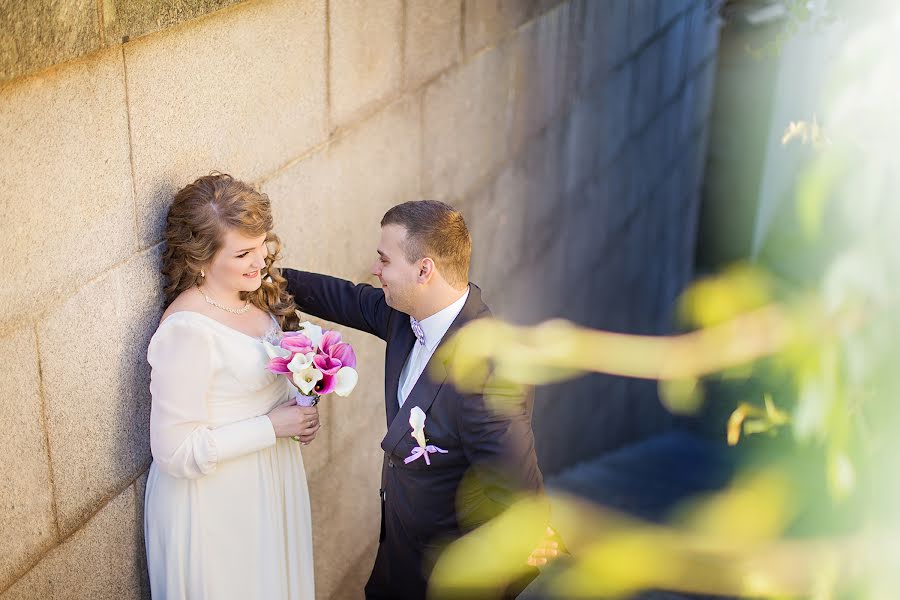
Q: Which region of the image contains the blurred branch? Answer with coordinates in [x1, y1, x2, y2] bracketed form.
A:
[432, 489, 873, 599]
[441, 305, 796, 392]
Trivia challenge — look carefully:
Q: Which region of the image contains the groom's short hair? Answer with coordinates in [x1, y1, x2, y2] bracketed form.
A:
[381, 200, 471, 287]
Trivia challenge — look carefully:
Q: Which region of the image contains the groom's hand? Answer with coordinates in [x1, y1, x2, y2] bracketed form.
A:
[526, 526, 561, 567]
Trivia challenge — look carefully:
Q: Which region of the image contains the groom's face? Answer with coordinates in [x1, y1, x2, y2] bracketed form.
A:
[373, 224, 420, 312]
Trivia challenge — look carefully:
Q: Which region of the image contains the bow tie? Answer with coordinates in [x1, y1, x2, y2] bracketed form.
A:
[410, 317, 426, 346]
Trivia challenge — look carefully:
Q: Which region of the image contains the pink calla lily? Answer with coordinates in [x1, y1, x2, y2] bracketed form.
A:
[319, 330, 342, 355]
[281, 333, 314, 354]
[315, 372, 336, 395]
[266, 357, 292, 374]
[313, 353, 342, 376]
[329, 342, 357, 369]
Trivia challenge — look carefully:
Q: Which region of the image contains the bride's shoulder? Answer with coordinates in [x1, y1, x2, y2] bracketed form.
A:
[155, 290, 215, 336]
[148, 308, 217, 365]
[160, 288, 209, 323]
[150, 312, 216, 361]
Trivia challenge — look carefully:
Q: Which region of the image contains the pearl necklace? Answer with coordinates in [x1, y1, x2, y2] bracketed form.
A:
[197, 285, 252, 315]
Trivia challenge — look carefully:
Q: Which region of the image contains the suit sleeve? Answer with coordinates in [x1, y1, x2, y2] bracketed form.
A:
[281, 268, 392, 341]
[456, 374, 545, 528]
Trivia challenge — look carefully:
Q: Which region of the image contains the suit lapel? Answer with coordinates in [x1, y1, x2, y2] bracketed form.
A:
[384, 325, 416, 427]
[380, 356, 448, 454]
[380, 284, 488, 455]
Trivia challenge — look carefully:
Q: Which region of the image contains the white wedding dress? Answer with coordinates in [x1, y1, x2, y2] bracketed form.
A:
[144, 311, 314, 600]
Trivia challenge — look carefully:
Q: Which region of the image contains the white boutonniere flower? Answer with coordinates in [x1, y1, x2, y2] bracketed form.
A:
[404, 407, 447, 466]
[409, 406, 427, 448]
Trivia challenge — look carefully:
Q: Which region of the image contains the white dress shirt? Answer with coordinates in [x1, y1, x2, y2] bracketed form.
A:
[398, 287, 470, 407]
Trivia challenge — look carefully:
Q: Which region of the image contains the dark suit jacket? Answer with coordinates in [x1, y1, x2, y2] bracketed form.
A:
[283, 269, 544, 598]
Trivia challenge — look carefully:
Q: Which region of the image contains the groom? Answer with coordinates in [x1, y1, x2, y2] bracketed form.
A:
[283, 200, 545, 599]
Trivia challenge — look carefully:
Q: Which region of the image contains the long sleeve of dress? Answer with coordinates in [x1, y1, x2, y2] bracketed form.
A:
[148, 316, 276, 479]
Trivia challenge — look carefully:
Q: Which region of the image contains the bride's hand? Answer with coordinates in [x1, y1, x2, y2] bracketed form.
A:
[267, 402, 320, 440]
[294, 405, 321, 444]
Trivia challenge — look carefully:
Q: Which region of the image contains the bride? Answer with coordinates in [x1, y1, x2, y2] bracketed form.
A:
[144, 174, 318, 599]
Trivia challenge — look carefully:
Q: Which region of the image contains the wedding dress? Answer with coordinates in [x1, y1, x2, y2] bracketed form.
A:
[144, 311, 314, 599]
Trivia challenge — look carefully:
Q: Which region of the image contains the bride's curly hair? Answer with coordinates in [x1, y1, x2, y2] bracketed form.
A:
[161, 173, 298, 330]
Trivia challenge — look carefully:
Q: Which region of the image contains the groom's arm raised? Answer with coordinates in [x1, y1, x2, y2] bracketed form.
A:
[280, 268, 392, 341]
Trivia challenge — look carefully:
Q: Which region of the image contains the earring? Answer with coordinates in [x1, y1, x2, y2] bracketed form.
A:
[200, 269, 205, 278]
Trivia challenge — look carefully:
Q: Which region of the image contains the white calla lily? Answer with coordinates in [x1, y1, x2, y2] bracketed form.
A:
[333, 367, 358, 397]
[409, 406, 427, 449]
[293, 367, 322, 395]
[294, 315, 324, 347]
[287, 351, 316, 373]
[263, 340, 291, 359]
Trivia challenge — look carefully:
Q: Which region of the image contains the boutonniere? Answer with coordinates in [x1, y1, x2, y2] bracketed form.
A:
[404, 407, 448, 466]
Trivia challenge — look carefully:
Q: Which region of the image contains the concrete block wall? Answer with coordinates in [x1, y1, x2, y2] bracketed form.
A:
[0, 1, 720, 598]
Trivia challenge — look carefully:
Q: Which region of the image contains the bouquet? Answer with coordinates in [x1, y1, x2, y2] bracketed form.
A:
[263, 317, 359, 409]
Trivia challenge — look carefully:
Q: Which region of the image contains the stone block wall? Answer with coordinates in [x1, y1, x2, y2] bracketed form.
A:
[0, 1, 721, 598]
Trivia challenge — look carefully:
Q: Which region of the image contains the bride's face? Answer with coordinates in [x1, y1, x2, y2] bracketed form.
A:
[205, 229, 268, 294]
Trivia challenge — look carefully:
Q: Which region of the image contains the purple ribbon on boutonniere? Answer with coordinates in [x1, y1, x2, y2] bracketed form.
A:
[405, 406, 447, 466]
[404, 444, 448, 465]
